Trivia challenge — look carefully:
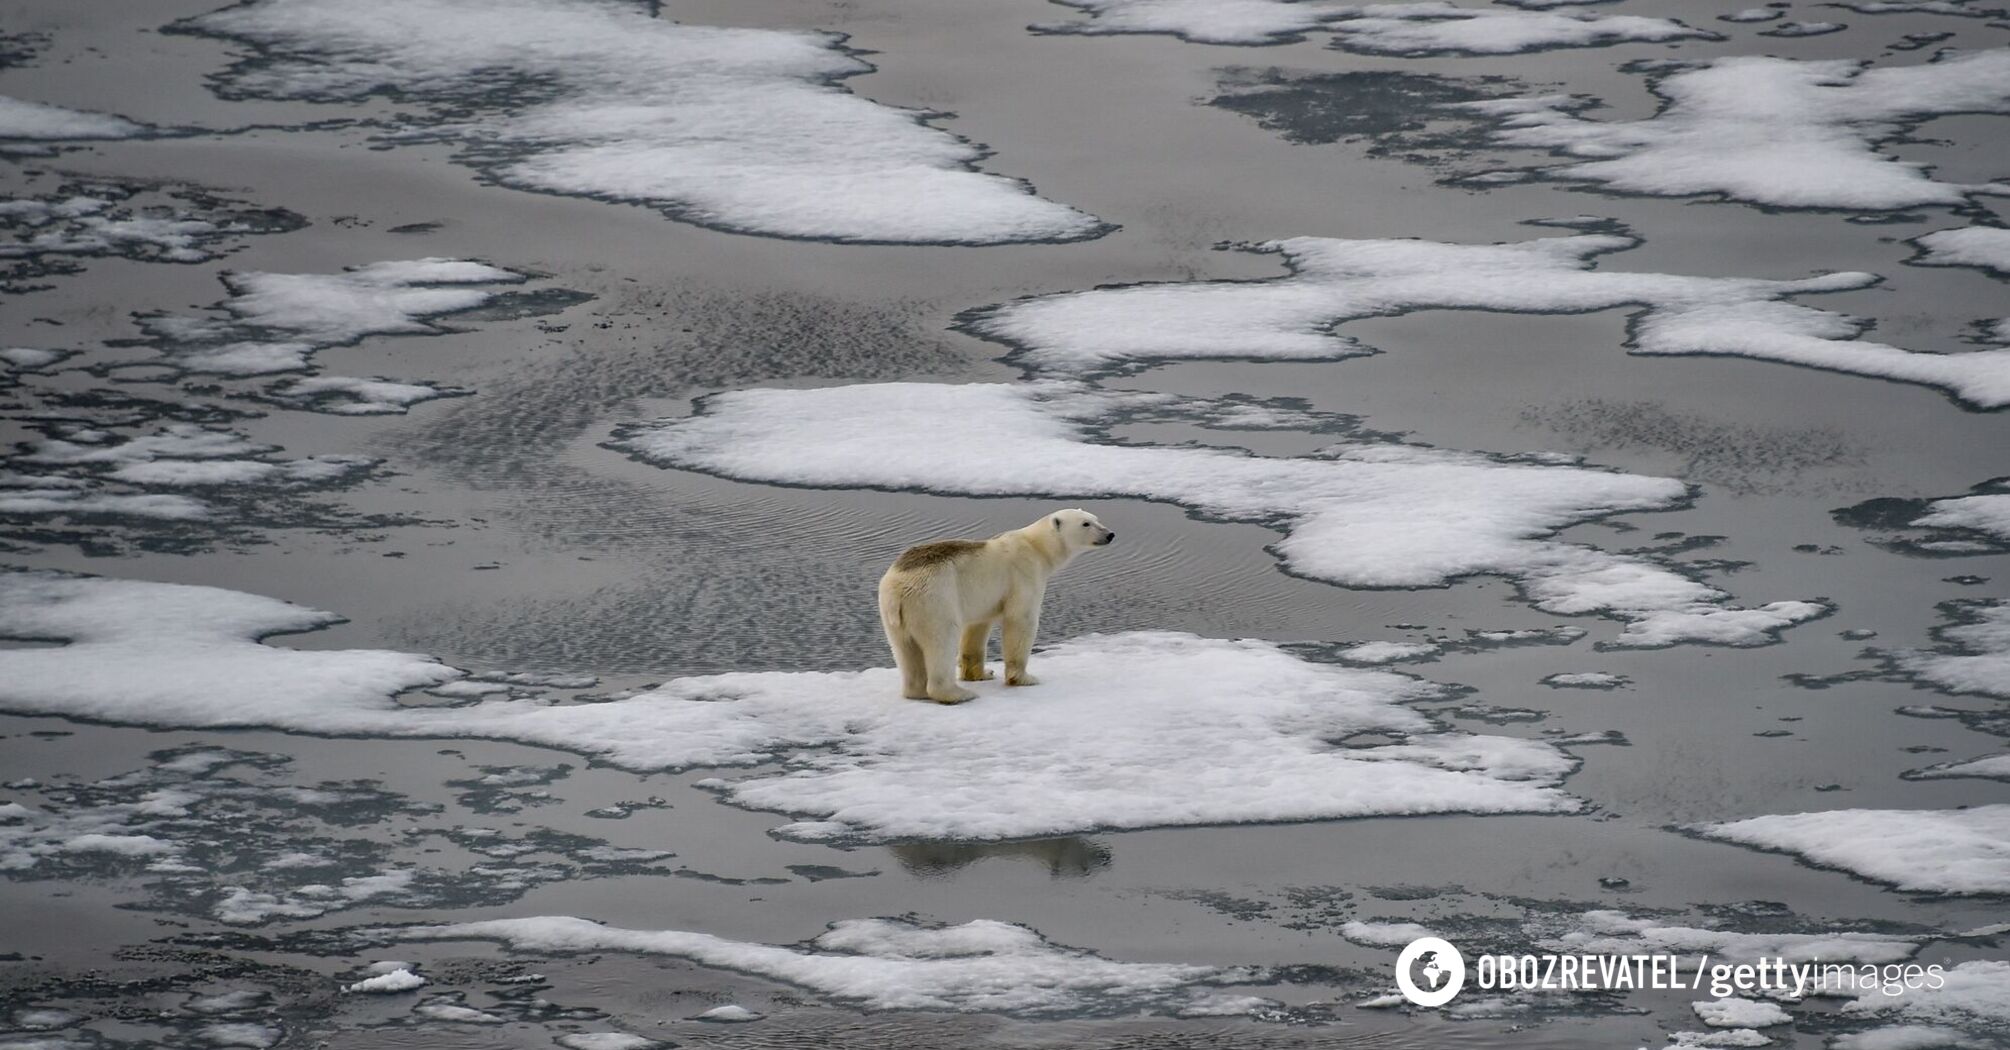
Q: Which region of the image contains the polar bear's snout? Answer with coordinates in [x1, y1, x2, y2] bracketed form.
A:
[1095, 530, 1115, 546]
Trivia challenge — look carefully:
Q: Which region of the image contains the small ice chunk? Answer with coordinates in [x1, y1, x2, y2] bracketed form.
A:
[1694, 997, 1792, 1027]
[555, 1036, 665, 1050]
[1541, 672, 1630, 689]
[691, 1004, 762, 1022]
[1337, 641, 1439, 663]
[1338, 920, 1436, 947]
[345, 966, 426, 994]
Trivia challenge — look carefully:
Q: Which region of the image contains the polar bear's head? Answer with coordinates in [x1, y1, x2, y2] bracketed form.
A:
[1050, 508, 1115, 549]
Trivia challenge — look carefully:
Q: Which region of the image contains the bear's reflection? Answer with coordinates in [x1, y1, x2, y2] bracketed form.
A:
[889, 836, 1111, 878]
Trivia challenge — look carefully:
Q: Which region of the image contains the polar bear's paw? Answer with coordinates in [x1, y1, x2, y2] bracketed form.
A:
[1005, 671, 1040, 687]
[959, 665, 996, 682]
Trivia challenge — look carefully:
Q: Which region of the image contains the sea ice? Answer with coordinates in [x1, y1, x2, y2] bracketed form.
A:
[1036, 0, 1712, 52]
[1912, 227, 2010, 276]
[0, 574, 1581, 841]
[614, 380, 1828, 647]
[344, 967, 426, 994]
[972, 226, 2010, 407]
[1336, 640, 1440, 663]
[692, 1005, 762, 1022]
[1692, 806, 2010, 894]
[1836, 961, 2010, 1041]
[1828, 0, 2005, 15]
[1905, 754, 2010, 780]
[0, 96, 145, 140]
[177, 0, 1102, 244]
[1321, 4, 1715, 56]
[1912, 495, 2010, 542]
[408, 915, 1262, 1017]
[1695, 997, 1793, 1027]
[1760, 20, 1847, 36]
[1463, 52, 2010, 210]
[1887, 600, 2010, 699]
[1541, 672, 1630, 688]
[1544, 910, 1919, 965]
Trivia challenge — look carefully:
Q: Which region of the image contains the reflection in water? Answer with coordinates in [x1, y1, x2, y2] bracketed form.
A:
[890, 836, 1112, 878]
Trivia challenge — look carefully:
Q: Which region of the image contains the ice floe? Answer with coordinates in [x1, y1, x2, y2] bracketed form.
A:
[1322, 5, 1715, 56]
[0, 574, 1582, 841]
[1835, 961, 2010, 1043]
[1336, 640, 1440, 663]
[1541, 671, 1630, 688]
[0, 96, 145, 141]
[1887, 600, 2010, 700]
[1834, 482, 2010, 556]
[345, 965, 426, 994]
[0, 421, 376, 523]
[176, 0, 1102, 244]
[1760, 20, 1847, 35]
[1695, 997, 1792, 1027]
[1542, 909, 1920, 965]
[1692, 805, 2010, 894]
[120, 258, 545, 415]
[1669, 1030, 1772, 1047]
[968, 226, 2010, 408]
[1829, 0, 2006, 16]
[615, 380, 1828, 647]
[1463, 52, 2010, 210]
[0, 574, 460, 724]
[1036, 0, 1713, 52]
[1912, 227, 2010, 276]
[1905, 754, 2010, 781]
[407, 915, 1263, 1017]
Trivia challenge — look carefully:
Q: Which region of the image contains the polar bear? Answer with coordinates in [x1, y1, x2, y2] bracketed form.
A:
[878, 509, 1115, 704]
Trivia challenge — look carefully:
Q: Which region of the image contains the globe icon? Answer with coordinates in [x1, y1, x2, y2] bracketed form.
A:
[1417, 951, 1445, 990]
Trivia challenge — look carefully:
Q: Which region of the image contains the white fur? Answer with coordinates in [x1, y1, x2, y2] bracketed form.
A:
[878, 509, 1114, 703]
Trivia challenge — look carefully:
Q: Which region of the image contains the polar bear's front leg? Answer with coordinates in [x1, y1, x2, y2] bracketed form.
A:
[958, 620, 996, 681]
[1002, 612, 1040, 687]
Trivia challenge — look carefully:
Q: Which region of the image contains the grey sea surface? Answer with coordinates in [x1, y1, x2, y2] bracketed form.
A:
[2, 0, 2006, 1047]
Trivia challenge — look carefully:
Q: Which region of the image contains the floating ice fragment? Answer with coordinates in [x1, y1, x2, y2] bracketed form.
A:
[614, 380, 1829, 646]
[0, 574, 1579, 841]
[1463, 52, 2010, 211]
[0, 96, 146, 140]
[409, 915, 1263, 1017]
[1695, 997, 1793, 1027]
[177, 0, 1103, 245]
[1692, 807, 2010, 894]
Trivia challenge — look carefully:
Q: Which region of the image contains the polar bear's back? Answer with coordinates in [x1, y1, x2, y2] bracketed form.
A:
[891, 539, 986, 573]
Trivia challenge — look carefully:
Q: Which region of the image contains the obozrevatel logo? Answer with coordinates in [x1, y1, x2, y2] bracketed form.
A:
[1396, 936, 1466, 1007]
